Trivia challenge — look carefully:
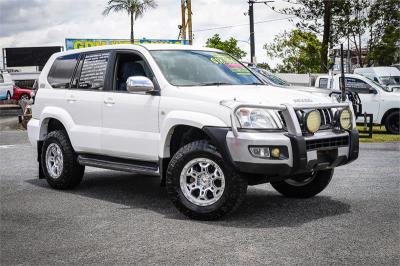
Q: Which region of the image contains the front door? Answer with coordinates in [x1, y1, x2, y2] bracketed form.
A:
[101, 51, 160, 161]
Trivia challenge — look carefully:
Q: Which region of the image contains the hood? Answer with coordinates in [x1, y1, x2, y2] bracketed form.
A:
[174, 85, 333, 106]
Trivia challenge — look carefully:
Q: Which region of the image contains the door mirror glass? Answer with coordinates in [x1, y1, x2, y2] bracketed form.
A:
[369, 87, 378, 94]
[126, 76, 155, 93]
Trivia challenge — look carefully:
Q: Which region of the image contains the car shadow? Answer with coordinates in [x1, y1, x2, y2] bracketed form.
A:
[26, 170, 351, 229]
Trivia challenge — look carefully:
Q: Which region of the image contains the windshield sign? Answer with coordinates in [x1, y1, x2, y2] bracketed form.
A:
[151, 50, 262, 86]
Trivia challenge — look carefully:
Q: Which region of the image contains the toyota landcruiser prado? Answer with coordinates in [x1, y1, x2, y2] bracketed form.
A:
[28, 45, 359, 220]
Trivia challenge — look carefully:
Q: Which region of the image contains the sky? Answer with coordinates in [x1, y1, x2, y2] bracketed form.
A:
[0, 0, 297, 68]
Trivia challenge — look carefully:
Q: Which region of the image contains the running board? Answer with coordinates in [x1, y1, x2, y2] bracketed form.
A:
[77, 154, 159, 176]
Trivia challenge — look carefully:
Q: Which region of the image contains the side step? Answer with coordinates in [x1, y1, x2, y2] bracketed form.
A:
[77, 154, 159, 176]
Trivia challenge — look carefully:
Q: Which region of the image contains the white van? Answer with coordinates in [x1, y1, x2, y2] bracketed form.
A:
[354, 67, 400, 91]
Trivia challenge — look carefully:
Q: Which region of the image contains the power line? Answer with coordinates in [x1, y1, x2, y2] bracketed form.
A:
[193, 16, 296, 33]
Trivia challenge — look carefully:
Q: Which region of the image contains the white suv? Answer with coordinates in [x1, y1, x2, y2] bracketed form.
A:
[28, 44, 359, 220]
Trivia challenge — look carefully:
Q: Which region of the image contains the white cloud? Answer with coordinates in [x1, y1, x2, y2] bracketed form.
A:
[0, 0, 296, 67]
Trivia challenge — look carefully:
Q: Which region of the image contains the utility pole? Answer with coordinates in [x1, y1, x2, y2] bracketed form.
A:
[179, 0, 193, 44]
[248, 0, 274, 64]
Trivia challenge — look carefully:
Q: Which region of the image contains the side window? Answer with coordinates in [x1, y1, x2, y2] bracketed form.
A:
[0, 74, 4, 83]
[114, 53, 152, 91]
[75, 52, 110, 90]
[48, 54, 79, 88]
[341, 77, 371, 94]
[318, 78, 328, 88]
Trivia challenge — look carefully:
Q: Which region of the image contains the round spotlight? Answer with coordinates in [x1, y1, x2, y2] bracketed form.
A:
[339, 108, 352, 130]
[305, 110, 321, 133]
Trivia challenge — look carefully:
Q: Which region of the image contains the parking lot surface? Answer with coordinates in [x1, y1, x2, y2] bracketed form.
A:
[1, 131, 399, 265]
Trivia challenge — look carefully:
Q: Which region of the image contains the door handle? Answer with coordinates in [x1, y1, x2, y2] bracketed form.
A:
[104, 98, 115, 105]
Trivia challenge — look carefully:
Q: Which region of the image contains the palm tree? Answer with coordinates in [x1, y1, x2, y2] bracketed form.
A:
[103, 0, 157, 43]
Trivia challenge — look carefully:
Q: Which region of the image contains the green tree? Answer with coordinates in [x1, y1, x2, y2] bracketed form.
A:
[264, 29, 322, 73]
[103, 0, 157, 43]
[273, 0, 348, 72]
[256, 62, 272, 71]
[205, 34, 247, 59]
[367, 0, 400, 65]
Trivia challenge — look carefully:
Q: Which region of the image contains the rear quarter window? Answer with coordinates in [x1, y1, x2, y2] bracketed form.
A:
[47, 54, 80, 88]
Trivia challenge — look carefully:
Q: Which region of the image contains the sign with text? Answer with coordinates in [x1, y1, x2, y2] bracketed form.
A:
[65, 38, 189, 50]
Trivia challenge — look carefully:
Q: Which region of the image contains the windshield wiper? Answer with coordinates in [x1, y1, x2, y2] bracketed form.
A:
[200, 82, 233, 86]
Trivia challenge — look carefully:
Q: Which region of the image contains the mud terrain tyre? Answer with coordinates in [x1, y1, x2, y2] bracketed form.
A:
[166, 140, 247, 220]
[41, 130, 85, 189]
[271, 169, 334, 198]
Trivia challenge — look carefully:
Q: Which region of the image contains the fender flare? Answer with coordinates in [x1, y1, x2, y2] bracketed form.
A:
[159, 110, 228, 158]
[38, 106, 75, 140]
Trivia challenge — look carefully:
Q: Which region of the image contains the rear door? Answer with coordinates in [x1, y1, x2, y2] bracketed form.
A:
[64, 51, 111, 154]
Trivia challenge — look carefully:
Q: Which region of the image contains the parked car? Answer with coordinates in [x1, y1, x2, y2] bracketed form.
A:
[10, 71, 40, 90]
[11, 85, 33, 101]
[316, 73, 400, 134]
[0, 71, 14, 100]
[28, 44, 359, 220]
[353, 66, 400, 92]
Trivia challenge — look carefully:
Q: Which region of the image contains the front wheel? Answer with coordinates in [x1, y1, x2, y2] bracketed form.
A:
[384, 111, 399, 134]
[271, 169, 334, 198]
[166, 140, 247, 220]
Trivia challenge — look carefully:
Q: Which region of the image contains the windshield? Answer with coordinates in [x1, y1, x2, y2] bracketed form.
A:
[254, 68, 290, 87]
[379, 76, 400, 85]
[366, 77, 394, 92]
[150, 50, 262, 86]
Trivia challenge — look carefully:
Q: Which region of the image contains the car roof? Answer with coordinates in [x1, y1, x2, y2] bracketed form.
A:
[51, 44, 222, 58]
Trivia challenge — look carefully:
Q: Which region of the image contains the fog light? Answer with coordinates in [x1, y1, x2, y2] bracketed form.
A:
[271, 147, 280, 158]
[249, 147, 270, 158]
[339, 108, 352, 130]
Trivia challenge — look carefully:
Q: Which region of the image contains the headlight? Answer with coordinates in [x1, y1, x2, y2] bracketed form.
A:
[235, 108, 282, 129]
[338, 108, 352, 130]
[304, 110, 321, 133]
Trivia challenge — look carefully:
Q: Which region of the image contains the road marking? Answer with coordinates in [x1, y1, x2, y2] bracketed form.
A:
[0, 144, 31, 149]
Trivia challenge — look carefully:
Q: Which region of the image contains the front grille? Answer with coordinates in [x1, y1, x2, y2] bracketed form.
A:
[306, 136, 349, 150]
[296, 108, 334, 132]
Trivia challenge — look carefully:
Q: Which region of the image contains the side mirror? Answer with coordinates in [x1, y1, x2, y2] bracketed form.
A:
[126, 76, 155, 93]
[369, 87, 377, 94]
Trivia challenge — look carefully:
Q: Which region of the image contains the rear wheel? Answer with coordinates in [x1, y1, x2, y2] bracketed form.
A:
[20, 93, 30, 101]
[41, 130, 84, 189]
[6, 91, 11, 100]
[384, 111, 399, 134]
[166, 140, 247, 220]
[271, 169, 334, 198]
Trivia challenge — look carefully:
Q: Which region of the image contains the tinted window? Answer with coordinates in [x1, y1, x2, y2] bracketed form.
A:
[0, 74, 3, 83]
[340, 77, 371, 93]
[48, 54, 79, 88]
[318, 78, 328, 88]
[76, 52, 110, 90]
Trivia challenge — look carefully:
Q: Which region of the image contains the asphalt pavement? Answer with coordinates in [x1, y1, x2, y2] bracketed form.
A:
[1, 131, 399, 265]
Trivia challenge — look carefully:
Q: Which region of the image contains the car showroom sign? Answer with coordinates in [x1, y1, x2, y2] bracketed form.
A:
[65, 38, 189, 50]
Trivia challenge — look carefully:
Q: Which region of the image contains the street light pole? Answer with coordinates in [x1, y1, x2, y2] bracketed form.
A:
[248, 0, 274, 65]
[249, 2, 255, 64]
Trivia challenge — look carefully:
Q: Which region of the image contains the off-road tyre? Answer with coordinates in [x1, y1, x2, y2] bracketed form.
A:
[41, 130, 85, 189]
[384, 110, 399, 135]
[271, 169, 334, 198]
[166, 140, 247, 220]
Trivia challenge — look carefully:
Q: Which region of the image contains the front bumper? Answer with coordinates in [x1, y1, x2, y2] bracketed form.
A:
[204, 127, 359, 181]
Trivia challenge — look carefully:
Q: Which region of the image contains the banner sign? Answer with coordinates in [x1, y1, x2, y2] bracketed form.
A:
[65, 38, 189, 50]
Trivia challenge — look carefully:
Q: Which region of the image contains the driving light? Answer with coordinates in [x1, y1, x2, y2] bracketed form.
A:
[339, 108, 352, 130]
[235, 108, 282, 129]
[305, 110, 321, 133]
